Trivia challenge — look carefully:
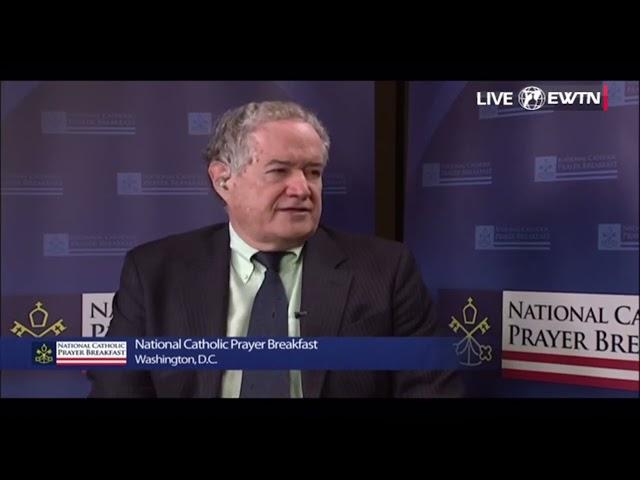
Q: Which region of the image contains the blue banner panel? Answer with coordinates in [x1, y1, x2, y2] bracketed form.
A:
[1, 337, 462, 370]
[405, 81, 639, 397]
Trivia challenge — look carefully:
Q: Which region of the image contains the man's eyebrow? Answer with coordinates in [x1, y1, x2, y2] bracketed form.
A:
[264, 159, 325, 168]
[305, 161, 325, 167]
[264, 159, 292, 167]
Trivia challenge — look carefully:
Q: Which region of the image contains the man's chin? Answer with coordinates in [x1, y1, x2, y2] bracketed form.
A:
[272, 224, 318, 247]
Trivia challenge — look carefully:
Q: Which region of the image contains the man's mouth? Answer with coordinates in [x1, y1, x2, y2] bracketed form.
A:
[278, 207, 311, 212]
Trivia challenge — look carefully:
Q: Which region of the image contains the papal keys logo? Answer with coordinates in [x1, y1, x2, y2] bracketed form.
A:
[449, 297, 493, 366]
[33, 343, 55, 365]
[10, 301, 67, 338]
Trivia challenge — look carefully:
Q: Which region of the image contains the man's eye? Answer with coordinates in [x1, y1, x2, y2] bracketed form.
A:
[308, 170, 322, 178]
[267, 169, 287, 175]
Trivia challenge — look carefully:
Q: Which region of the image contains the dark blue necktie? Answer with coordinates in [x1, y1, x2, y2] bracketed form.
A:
[240, 251, 290, 398]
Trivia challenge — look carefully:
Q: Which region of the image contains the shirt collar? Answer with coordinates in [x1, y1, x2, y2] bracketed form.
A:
[228, 223, 303, 283]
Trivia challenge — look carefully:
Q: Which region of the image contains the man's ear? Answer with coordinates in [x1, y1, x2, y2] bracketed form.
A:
[208, 161, 231, 200]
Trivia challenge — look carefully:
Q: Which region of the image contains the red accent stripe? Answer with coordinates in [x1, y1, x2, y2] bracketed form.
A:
[502, 350, 639, 371]
[503, 369, 638, 392]
[57, 360, 126, 365]
[603, 83, 608, 111]
[57, 357, 126, 360]
[57, 358, 126, 361]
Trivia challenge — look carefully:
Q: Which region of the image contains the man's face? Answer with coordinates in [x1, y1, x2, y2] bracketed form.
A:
[222, 119, 325, 250]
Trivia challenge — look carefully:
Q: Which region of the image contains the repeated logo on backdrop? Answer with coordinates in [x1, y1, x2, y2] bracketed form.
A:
[408, 80, 639, 395]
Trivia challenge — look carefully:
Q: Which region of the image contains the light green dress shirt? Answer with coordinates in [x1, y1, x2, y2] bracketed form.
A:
[221, 223, 305, 398]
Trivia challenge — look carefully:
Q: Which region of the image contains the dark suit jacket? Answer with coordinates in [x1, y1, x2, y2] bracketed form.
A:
[88, 223, 460, 398]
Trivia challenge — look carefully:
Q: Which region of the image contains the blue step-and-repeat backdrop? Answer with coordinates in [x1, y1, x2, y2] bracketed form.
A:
[405, 81, 638, 397]
[2, 80, 638, 398]
[1, 81, 374, 397]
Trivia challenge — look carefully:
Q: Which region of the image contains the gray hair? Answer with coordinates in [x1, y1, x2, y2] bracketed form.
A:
[203, 101, 330, 172]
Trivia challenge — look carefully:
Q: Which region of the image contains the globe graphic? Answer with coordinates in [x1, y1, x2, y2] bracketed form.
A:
[518, 86, 546, 110]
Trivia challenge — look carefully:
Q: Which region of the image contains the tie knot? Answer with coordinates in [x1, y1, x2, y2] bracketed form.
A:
[253, 251, 287, 272]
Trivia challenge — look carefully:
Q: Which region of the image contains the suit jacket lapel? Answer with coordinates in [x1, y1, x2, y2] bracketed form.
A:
[180, 225, 230, 397]
[178, 224, 351, 398]
[300, 227, 352, 398]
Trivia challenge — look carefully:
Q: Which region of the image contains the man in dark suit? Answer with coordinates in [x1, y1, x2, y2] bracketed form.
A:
[88, 100, 459, 398]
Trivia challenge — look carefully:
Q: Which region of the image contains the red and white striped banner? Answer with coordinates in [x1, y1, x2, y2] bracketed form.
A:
[502, 291, 639, 392]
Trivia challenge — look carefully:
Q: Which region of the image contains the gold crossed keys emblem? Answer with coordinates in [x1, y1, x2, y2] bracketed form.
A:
[11, 301, 67, 338]
[34, 344, 54, 364]
[448, 297, 492, 366]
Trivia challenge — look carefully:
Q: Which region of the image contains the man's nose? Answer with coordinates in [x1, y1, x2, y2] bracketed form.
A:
[286, 170, 311, 197]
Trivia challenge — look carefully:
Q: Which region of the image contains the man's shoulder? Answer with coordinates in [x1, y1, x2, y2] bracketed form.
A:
[127, 223, 227, 265]
[319, 225, 402, 248]
[317, 225, 409, 260]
